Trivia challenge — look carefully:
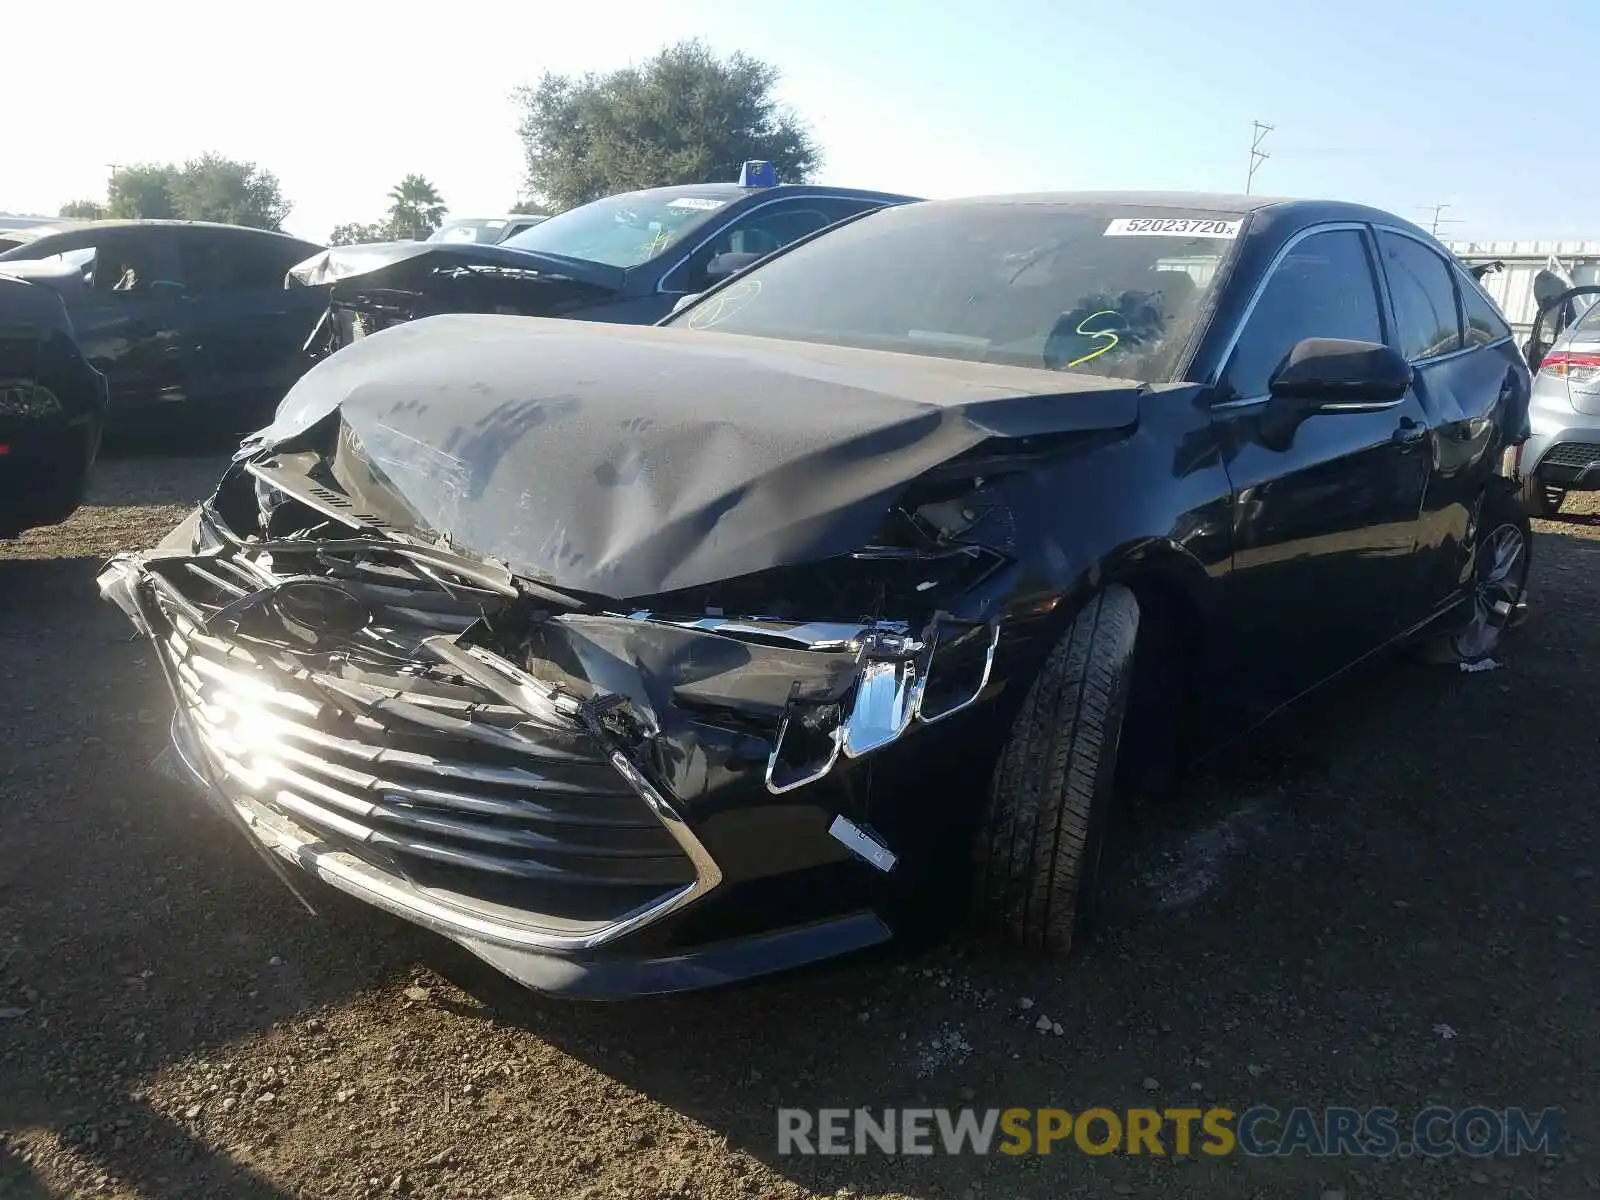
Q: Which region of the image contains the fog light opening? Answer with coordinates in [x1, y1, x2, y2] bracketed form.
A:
[765, 701, 844, 794]
[916, 620, 1001, 724]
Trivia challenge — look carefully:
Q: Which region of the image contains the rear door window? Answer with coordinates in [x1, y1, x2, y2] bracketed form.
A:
[1377, 232, 1464, 359]
[179, 234, 298, 293]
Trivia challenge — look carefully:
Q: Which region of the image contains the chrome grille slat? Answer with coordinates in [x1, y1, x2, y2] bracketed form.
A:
[144, 527, 701, 919]
[182, 561, 250, 598]
[184, 679, 656, 821]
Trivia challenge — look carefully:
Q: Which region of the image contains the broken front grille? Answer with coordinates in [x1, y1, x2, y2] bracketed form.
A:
[144, 547, 698, 934]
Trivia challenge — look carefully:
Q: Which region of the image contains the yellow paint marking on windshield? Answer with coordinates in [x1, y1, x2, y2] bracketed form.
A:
[1066, 309, 1121, 368]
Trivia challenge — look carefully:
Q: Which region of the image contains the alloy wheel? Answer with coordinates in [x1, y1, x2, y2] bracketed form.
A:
[1451, 520, 1529, 661]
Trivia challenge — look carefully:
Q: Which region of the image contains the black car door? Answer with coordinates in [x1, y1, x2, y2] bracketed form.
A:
[56, 230, 187, 411]
[1371, 228, 1524, 621]
[1207, 224, 1433, 705]
[174, 230, 326, 420]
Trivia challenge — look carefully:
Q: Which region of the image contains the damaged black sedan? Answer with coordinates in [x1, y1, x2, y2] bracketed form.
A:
[100, 192, 1533, 997]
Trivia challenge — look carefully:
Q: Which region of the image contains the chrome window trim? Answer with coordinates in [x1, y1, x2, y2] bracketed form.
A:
[1205, 220, 1373, 396]
[655, 193, 891, 295]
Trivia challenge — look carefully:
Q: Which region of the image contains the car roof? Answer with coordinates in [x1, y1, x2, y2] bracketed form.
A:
[616, 182, 921, 205]
[908, 190, 1434, 237]
[35, 219, 314, 239]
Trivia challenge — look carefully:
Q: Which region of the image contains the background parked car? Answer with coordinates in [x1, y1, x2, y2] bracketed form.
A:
[0, 268, 108, 536]
[0, 221, 327, 435]
[1516, 273, 1600, 515]
[289, 165, 918, 360]
[0, 219, 89, 255]
[426, 214, 549, 245]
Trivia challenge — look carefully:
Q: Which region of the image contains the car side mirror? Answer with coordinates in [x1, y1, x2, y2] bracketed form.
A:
[670, 293, 700, 315]
[1259, 338, 1413, 451]
[1268, 338, 1413, 409]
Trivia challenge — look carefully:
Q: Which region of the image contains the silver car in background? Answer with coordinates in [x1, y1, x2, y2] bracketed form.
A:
[1519, 272, 1600, 517]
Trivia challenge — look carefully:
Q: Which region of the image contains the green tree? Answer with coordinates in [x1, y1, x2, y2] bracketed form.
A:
[509, 198, 551, 216]
[58, 199, 108, 220]
[103, 155, 291, 228]
[328, 221, 393, 246]
[106, 164, 179, 220]
[513, 40, 821, 211]
[386, 175, 446, 240]
[167, 153, 291, 229]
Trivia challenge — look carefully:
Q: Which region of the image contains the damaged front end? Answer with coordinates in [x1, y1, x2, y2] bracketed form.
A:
[287, 244, 624, 363]
[98, 458, 1030, 996]
[102, 315, 1150, 994]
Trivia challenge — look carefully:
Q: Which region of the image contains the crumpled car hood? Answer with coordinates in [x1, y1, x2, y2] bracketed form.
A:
[254, 314, 1146, 599]
[286, 241, 626, 294]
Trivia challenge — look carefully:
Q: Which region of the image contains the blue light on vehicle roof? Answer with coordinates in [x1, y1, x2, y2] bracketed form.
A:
[738, 161, 778, 188]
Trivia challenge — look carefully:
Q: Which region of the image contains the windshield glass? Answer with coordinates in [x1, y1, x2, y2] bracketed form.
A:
[500, 189, 732, 268]
[668, 203, 1241, 381]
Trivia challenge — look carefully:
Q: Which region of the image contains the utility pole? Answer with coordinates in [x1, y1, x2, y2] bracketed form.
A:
[1418, 203, 1463, 237]
[1246, 121, 1273, 195]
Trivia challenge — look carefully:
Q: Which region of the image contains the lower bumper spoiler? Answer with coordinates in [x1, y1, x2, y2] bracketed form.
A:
[160, 713, 889, 998]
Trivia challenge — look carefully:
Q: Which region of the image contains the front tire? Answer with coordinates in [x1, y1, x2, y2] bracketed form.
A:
[977, 585, 1139, 953]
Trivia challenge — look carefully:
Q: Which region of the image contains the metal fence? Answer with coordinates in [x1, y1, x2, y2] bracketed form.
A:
[1446, 240, 1600, 336]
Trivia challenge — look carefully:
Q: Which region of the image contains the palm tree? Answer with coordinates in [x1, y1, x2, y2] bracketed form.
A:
[386, 174, 446, 240]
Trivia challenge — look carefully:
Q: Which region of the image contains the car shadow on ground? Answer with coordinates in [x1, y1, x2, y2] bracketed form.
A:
[0, 555, 428, 1198]
[1, 531, 1595, 1198]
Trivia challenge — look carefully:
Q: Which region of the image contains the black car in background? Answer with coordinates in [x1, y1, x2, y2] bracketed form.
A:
[0, 219, 88, 255]
[0, 221, 327, 434]
[0, 270, 107, 536]
[289, 173, 917, 358]
[101, 192, 1533, 998]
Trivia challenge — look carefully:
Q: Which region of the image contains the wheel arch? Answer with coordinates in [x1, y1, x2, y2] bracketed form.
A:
[1022, 537, 1216, 758]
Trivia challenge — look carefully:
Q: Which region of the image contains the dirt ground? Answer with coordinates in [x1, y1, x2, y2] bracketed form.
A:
[0, 455, 1595, 1200]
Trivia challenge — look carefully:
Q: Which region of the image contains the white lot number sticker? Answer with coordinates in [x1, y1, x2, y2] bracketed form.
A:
[1104, 216, 1242, 238]
[668, 197, 727, 211]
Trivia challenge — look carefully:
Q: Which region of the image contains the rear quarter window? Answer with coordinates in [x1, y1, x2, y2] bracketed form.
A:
[1457, 271, 1512, 347]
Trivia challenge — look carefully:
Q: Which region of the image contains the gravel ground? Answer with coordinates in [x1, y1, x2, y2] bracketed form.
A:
[0, 455, 1596, 1200]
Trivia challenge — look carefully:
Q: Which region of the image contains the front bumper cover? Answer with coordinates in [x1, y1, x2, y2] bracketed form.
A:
[97, 504, 1005, 995]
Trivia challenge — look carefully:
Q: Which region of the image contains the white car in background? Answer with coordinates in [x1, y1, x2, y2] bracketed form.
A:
[426, 214, 549, 245]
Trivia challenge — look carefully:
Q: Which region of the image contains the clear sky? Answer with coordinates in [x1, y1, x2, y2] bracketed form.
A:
[3, 0, 1589, 245]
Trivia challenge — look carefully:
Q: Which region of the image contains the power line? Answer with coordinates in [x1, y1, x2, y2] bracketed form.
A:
[1417, 203, 1464, 237]
[1246, 121, 1273, 195]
